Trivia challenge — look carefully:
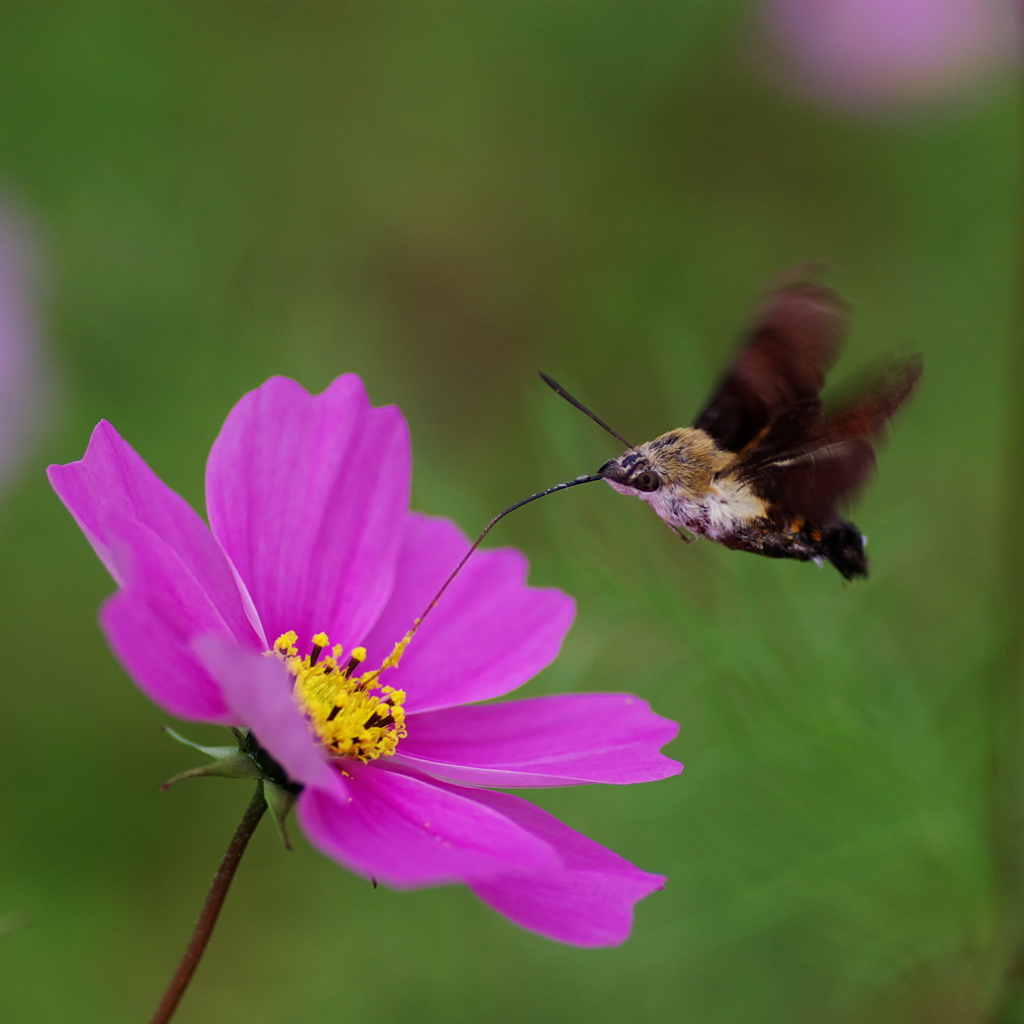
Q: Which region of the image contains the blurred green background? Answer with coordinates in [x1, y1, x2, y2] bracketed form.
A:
[0, 3, 1019, 1022]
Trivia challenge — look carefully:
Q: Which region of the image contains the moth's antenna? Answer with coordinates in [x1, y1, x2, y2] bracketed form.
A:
[539, 372, 635, 449]
[414, 474, 600, 630]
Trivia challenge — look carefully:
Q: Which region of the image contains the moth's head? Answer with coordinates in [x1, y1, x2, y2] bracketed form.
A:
[598, 448, 661, 495]
[598, 428, 721, 500]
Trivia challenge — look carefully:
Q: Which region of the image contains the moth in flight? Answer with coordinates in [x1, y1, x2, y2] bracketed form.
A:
[542, 283, 921, 580]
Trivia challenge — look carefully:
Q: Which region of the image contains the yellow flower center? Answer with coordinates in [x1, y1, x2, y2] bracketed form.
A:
[270, 630, 410, 762]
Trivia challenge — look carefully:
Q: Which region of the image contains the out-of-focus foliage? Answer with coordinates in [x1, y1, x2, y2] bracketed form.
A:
[0, 3, 1018, 1023]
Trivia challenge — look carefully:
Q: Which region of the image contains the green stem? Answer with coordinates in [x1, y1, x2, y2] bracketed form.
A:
[148, 783, 268, 1024]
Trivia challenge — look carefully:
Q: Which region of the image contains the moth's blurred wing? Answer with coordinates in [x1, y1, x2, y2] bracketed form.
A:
[743, 357, 923, 522]
[748, 438, 877, 524]
[816, 356, 923, 443]
[694, 284, 848, 453]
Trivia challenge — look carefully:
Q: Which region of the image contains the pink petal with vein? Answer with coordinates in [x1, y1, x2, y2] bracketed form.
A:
[395, 693, 681, 787]
[466, 789, 666, 946]
[99, 515, 238, 722]
[48, 420, 262, 647]
[362, 513, 575, 713]
[297, 763, 559, 888]
[206, 376, 409, 654]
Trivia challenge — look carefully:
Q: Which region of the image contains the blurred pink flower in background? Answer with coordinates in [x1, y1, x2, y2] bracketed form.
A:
[49, 375, 681, 947]
[762, 0, 1020, 111]
[0, 203, 47, 488]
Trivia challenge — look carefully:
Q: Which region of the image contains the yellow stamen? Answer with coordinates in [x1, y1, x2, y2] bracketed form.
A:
[269, 631, 411, 762]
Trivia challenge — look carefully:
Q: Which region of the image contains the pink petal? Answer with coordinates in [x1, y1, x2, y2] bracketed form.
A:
[765, 0, 1019, 108]
[296, 763, 559, 888]
[0, 206, 47, 487]
[361, 513, 575, 713]
[394, 693, 681, 787]
[205, 376, 410, 656]
[465, 789, 666, 946]
[99, 515, 241, 723]
[193, 637, 347, 800]
[47, 420, 262, 648]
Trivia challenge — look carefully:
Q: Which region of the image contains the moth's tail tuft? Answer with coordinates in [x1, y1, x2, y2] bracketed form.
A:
[823, 521, 868, 580]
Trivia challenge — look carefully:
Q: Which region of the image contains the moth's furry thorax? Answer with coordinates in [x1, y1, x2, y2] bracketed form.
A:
[599, 429, 766, 541]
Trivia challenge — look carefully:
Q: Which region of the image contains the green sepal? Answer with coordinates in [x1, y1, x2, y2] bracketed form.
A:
[163, 725, 239, 761]
[161, 727, 300, 850]
[264, 781, 298, 851]
[161, 726, 264, 789]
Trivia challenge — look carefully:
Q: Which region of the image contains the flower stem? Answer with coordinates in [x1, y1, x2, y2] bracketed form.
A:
[148, 782, 268, 1024]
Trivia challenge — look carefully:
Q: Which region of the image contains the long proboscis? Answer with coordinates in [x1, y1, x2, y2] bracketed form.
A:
[539, 371, 634, 449]
[413, 473, 601, 630]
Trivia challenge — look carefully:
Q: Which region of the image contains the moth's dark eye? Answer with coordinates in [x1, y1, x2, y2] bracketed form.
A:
[633, 471, 660, 492]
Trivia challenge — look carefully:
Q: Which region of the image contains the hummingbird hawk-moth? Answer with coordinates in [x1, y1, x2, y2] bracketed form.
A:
[539, 283, 921, 580]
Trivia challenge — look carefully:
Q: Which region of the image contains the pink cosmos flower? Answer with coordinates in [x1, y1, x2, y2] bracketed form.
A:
[48, 375, 681, 946]
[761, 0, 1020, 110]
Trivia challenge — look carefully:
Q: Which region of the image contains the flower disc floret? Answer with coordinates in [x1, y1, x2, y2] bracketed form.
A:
[274, 630, 408, 762]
